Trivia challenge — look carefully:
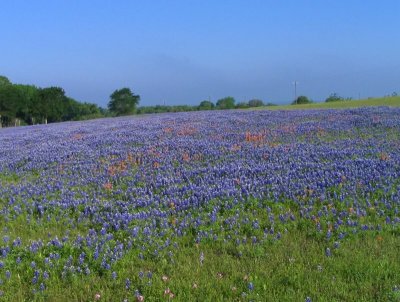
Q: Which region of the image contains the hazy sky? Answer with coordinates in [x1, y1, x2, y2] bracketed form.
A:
[1, 1, 399, 107]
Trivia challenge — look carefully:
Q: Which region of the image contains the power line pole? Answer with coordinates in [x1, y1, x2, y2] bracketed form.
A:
[293, 81, 298, 104]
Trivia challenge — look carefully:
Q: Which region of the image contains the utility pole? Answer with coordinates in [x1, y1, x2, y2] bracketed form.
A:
[293, 81, 298, 104]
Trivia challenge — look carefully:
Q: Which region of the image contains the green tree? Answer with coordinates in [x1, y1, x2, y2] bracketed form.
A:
[0, 76, 12, 87]
[108, 88, 140, 116]
[292, 95, 312, 105]
[13, 84, 39, 124]
[0, 85, 23, 126]
[73, 102, 102, 120]
[325, 93, 343, 102]
[0, 75, 106, 125]
[36, 87, 67, 123]
[198, 100, 215, 110]
[61, 97, 81, 121]
[248, 99, 264, 107]
[235, 102, 249, 109]
[216, 96, 236, 109]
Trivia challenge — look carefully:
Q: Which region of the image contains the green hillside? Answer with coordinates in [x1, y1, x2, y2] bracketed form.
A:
[260, 96, 400, 110]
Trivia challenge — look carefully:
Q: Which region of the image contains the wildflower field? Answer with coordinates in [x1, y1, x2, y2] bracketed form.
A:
[0, 107, 400, 301]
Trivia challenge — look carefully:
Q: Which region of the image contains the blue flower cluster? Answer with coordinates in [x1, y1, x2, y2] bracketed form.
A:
[0, 107, 399, 295]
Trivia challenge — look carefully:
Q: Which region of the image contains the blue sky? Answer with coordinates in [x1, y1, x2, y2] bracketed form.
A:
[1, 1, 399, 107]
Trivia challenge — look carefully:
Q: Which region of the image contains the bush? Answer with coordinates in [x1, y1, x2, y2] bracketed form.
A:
[248, 99, 264, 107]
[236, 102, 249, 109]
[292, 96, 312, 105]
[198, 100, 215, 110]
[216, 97, 236, 109]
[325, 93, 343, 102]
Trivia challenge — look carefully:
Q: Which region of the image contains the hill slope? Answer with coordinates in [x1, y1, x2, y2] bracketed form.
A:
[260, 96, 400, 110]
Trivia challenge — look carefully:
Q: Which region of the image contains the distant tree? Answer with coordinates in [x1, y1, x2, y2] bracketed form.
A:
[0, 76, 12, 87]
[248, 99, 264, 107]
[265, 102, 277, 106]
[36, 87, 67, 124]
[198, 100, 215, 110]
[325, 93, 343, 102]
[292, 95, 311, 105]
[392, 92, 398, 97]
[13, 84, 39, 124]
[216, 96, 236, 109]
[235, 102, 249, 109]
[108, 88, 140, 116]
[0, 85, 19, 126]
[74, 102, 103, 120]
[61, 97, 81, 121]
[0, 75, 105, 126]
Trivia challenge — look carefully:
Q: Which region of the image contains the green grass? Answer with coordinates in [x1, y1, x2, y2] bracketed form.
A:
[1, 187, 400, 301]
[4, 229, 399, 301]
[257, 96, 400, 110]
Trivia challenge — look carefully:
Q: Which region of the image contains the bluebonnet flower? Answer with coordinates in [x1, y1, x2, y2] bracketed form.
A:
[43, 271, 49, 279]
[325, 248, 332, 257]
[0, 106, 399, 298]
[248, 282, 254, 291]
[39, 283, 46, 291]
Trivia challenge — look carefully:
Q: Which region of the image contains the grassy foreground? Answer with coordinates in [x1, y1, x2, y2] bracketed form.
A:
[259, 96, 400, 110]
[3, 223, 399, 302]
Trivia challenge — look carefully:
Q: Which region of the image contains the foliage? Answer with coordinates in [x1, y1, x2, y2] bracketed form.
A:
[108, 88, 140, 116]
[0, 85, 23, 125]
[248, 99, 264, 107]
[198, 100, 215, 110]
[36, 87, 67, 123]
[235, 102, 249, 109]
[292, 95, 312, 105]
[257, 95, 400, 111]
[216, 96, 236, 109]
[325, 93, 344, 102]
[137, 105, 198, 114]
[0, 75, 12, 87]
[0, 75, 104, 126]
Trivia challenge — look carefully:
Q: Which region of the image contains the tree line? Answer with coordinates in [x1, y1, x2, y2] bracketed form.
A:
[5, 74, 387, 127]
[0, 76, 103, 127]
[0, 76, 276, 127]
[291, 93, 359, 105]
[137, 97, 276, 114]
